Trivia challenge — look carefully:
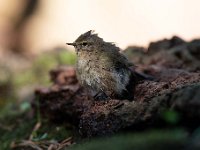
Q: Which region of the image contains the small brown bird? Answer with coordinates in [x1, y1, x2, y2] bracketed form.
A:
[67, 30, 143, 100]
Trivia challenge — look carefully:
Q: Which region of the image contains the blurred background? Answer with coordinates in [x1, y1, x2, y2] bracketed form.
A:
[0, 0, 200, 149]
[1, 0, 200, 103]
[1, 0, 200, 55]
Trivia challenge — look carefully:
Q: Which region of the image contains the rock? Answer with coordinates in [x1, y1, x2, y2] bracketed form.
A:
[124, 36, 200, 71]
[79, 83, 200, 137]
[49, 66, 77, 85]
[148, 36, 186, 53]
[187, 39, 200, 60]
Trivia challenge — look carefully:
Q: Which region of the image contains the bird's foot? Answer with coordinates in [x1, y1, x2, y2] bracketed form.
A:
[93, 92, 110, 101]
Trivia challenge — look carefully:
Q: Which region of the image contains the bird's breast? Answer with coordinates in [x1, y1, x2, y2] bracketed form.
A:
[76, 56, 100, 87]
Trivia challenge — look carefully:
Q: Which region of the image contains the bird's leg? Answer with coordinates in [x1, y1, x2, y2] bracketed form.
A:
[93, 91, 110, 100]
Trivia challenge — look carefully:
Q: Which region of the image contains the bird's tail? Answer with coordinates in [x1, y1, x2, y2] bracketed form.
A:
[134, 71, 155, 81]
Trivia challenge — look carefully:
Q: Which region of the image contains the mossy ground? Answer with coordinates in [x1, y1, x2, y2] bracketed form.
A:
[0, 49, 76, 150]
[68, 130, 187, 150]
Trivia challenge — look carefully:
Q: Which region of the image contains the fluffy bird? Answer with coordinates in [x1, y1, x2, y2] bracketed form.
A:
[67, 30, 142, 100]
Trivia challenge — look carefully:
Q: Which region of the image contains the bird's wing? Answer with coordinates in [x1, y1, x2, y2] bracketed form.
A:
[110, 50, 135, 69]
[103, 42, 135, 68]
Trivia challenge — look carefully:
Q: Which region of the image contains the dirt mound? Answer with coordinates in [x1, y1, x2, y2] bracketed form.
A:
[34, 37, 200, 137]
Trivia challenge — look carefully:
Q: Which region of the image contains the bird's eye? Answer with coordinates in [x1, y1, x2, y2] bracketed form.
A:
[82, 42, 88, 46]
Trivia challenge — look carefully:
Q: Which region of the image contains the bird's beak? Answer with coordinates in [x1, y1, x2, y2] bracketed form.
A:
[66, 42, 76, 46]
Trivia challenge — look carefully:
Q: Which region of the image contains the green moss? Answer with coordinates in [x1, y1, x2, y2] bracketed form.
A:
[69, 130, 187, 150]
[30, 120, 72, 142]
[0, 102, 72, 150]
[0, 111, 36, 149]
[161, 110, 180, 124]
[57, 50, 76, 65]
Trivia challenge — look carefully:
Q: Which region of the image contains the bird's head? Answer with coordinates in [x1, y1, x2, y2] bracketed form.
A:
[66, 30, 104, 53]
